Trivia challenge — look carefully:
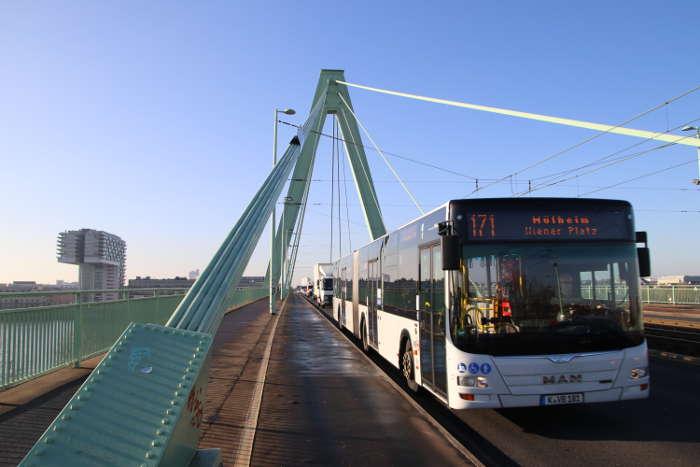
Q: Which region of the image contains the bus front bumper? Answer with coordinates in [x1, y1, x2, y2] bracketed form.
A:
[452, 384, 649, 410]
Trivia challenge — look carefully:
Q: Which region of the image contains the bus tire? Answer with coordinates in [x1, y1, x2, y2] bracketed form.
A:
[401, 338, 419, 392]
[361, 318, 369, 353]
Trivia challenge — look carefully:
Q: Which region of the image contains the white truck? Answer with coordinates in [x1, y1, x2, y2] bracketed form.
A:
[313, 263, 334, 307]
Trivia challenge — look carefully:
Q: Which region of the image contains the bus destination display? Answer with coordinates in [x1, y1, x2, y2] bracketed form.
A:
[465, 209, 631, 241]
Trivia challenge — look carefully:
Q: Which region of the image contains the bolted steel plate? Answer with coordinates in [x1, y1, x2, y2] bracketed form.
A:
[20, 322, 212, 467]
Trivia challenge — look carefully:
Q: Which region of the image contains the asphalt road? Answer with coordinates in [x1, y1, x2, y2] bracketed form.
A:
[251, 295, 470, 466]
[644, 304, 700, 325]
[454, 356, 700, 466]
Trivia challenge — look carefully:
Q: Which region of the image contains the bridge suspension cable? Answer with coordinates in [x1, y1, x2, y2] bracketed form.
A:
[335, 80, 700, 148]
[339, 124, 353, 253]
[337, 92, 425, 214]
[330, 115, 336, 262]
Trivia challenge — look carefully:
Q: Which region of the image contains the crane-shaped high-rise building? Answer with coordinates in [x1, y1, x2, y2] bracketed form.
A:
[57, 228, 126, 300]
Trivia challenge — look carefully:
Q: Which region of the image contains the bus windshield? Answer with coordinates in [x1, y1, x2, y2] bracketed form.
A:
[450, 242, 643, 356]
[323, 278, 334, 291]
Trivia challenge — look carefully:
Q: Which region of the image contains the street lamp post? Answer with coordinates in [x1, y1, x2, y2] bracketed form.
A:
[270, 108, 296, 314]
[681, 126, 700, 186]
[281, 196, 293, 300]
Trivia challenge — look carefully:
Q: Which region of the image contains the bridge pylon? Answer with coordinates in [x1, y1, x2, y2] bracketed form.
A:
[270, 69, 386, 295]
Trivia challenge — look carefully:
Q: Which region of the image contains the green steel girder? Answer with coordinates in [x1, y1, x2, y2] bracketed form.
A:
[20, 323, 213, 467]
[269, 69, 386, 289]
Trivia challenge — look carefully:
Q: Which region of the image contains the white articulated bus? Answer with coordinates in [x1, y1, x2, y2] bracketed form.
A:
[328, 198, 651, 409]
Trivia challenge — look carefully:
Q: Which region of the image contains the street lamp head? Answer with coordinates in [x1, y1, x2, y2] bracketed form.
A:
[281, 108, 296, 115]
[681, 125, 697, 132]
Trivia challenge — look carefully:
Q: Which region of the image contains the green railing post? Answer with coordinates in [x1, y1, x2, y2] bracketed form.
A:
[73, 292, 82, 368]
[672, 285, 676, 305]
[127, 288, 131, 322]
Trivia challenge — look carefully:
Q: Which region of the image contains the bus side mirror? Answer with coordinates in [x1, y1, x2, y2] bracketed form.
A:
[637, 248, 651, 277]
[442, 234, 460, 270]
[636, 231, 651, 277]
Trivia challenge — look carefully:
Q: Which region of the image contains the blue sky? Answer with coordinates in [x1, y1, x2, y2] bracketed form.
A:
[1, 1, 699, 284]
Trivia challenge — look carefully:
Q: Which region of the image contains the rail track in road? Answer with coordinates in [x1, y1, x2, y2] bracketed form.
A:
[644, 322, 700, 356]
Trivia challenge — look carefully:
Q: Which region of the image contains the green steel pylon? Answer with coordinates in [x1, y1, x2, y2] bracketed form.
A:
[269, 69, 386, 291]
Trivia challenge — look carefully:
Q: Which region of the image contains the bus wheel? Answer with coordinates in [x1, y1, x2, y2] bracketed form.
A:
[401, 339, 419, 392]
[361, 319, 369, 353]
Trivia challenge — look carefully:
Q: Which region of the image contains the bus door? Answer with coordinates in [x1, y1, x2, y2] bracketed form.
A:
[419, 244, 447, 395]
[367, 259, 379, 347]
[340, 266, 347, 326]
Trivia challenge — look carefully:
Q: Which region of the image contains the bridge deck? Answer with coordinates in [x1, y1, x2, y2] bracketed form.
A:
[2, 299, 700, 466]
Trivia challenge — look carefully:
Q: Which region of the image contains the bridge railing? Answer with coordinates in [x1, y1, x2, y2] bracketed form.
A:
[641, 285, 700, 305]
[0, 286, 268, 390]
[568, 285, 700, 306]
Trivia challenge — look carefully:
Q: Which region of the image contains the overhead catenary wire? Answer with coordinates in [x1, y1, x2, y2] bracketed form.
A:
[277, 119, 479, 180]
[578, 158, 697, 196]
[337, 92, 425, 214]
[637, 209, 700, 213]
[305, 205, 368, 230]
[528, 117, 700, 184]
[519, 141, 676, 196]
[519, 116, 700, 195]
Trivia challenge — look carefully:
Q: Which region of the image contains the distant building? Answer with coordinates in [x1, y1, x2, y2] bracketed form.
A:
[237, 276, 265, 288]
[127, 275, 263, 290]
[188, 269, 200, 280]
[657, 275, 700, 285]
[125, 275, 262, 299]
[6, 281, 37, 292]
[57, 229, 126, 300]
[0, 281, 76, 310]
[128, 276, 195, 289]
[55, 280, 80, 289]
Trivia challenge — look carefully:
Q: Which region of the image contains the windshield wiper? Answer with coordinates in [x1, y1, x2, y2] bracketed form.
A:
[553, 262, 565, 320]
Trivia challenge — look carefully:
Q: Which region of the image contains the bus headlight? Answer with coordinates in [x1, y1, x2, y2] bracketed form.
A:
[457, 376, 488, 388]
[457, 376, 475, 387]
[630, 367, 648, 379]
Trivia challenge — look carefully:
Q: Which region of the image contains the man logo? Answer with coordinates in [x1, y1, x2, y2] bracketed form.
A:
[547, 355, 576, 363]
[543, 374, 582, 384]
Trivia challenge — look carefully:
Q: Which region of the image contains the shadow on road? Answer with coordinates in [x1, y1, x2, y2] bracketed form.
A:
[495, 356, 700, 443]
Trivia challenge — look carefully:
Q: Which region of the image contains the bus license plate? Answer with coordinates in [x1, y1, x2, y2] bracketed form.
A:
[540, 393, 584, 406]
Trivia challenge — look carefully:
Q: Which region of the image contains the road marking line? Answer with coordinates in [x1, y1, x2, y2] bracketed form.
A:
[304, 296, 484, 467]
[232, 299, 286, 467]
[648, 349, 700, 365]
